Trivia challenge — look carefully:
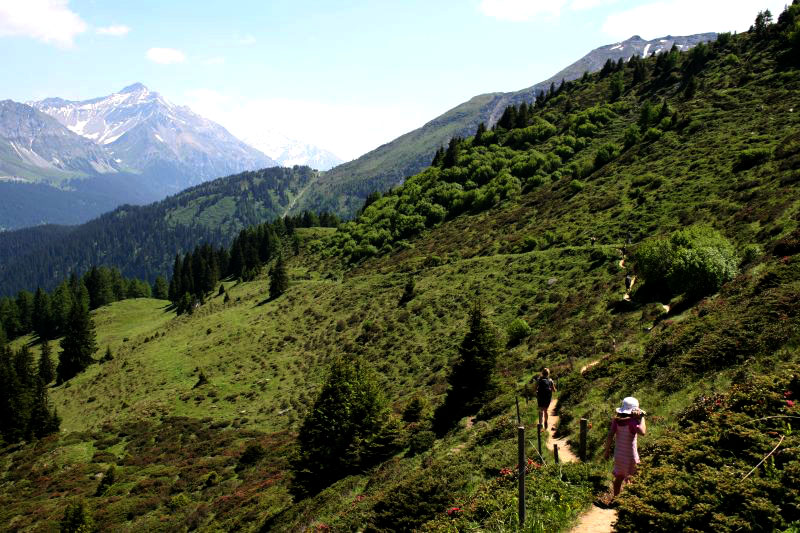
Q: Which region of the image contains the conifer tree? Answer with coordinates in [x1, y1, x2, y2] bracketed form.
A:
[441, 137, 462, 169]
[434, 302, 502, 432]
[33, 287, 53, 340]
[28, 377, 60, 439]
[60, 501, 94, 533]
[56, 300, 97, 384]
[269, 254, 289, 299]
[38, 340, 54, 385]
[153, 276, 169, 300]
[474, 122, 486, 145]
[292, 354, 398, 496]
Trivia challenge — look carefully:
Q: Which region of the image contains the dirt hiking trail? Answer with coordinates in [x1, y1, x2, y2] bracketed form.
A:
[543, 363, 617, 533]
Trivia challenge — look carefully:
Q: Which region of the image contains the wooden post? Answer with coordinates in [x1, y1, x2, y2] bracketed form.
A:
[580, 418, 588, 462]
[537, 423, 542, 456]
[554, 443, 560, 464]
[518, 426, 526, 526]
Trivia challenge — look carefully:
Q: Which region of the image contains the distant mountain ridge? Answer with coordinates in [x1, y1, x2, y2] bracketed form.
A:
[298, 32, 718, 216]
[244, 130, 343, 171]
[31, 83, 278, 194]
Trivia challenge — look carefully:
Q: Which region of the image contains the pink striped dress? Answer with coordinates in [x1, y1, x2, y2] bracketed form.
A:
[612, 417, 642, 477]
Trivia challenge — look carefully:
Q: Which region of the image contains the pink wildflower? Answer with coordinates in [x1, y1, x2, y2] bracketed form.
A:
[447, 507, 461, 516]
[788, 400, 795, 408]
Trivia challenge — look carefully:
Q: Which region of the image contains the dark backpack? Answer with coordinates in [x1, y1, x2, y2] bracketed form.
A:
[537, 377, 553, 401]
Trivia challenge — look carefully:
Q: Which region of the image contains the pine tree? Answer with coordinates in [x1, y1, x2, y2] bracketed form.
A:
[60, 501, 94, 533]
[474, 122, 487, 145]
[269, 254, 289, 299]
[153, 276, 169, 300]
[38, 340, 54, 385]
[33, 287, 53, 340]
[56, 300, 97, 384]
[28, 377, 60, 439]
[441, 137, 462, 169]
[292, 355, 398, 496]
[434, 302, 502, 432]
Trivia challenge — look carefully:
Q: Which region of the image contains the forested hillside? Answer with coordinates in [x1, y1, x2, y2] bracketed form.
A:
[0, 166, 318, 296]
[1, 7, 799, 532]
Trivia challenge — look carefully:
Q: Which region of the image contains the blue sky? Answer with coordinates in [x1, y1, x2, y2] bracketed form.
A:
[0, 0, 786, 160]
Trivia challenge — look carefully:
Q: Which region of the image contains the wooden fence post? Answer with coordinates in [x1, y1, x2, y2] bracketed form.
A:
[554, 443, 560, 464]
[580, 418, 588, 462]
[518, 426, 526, 526]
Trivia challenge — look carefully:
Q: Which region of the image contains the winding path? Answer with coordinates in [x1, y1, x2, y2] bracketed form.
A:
[542, 361, 617, 533]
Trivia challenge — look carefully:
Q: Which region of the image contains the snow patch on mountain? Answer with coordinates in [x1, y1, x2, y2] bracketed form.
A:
[245, 130, 343, 171]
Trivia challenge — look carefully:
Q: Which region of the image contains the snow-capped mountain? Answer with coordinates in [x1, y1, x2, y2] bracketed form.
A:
[244, 130, 343, 171]
[0, 100, 120, 181]
[31, 83, 278, 193]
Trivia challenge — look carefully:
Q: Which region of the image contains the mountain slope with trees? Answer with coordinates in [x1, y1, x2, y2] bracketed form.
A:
[298, 33, 717, 217]
[1, 8, 799, 532]
[0, 166, 321, 296]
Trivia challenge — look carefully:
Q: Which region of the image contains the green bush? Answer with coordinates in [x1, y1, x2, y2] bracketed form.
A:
[594, 143, 621, 168]
[734, 148, 771, 171]
[632, 226, 738, 297]
[506, 317, 532, 346]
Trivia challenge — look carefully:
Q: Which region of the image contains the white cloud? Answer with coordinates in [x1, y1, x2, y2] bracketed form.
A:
[146, 47, 186, 64]
[96, 24, 130, 37]
[569, 0, 620, 11]
[183, 89, 429, 161]
[478, 0, 567, 21]
[0, 0, 87, 47]
[601, 0, 788, 40]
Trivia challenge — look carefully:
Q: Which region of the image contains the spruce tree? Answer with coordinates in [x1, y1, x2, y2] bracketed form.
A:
[28, 377, 60, 439]
[56, 300, 97, 384]
[292, 355, 397, 496]
[38, 340, 54, 385]
[153, 276, 169, 300]
[33, 287, 53, 340]
[269, 254, 289, 299]
[434, 302, 502, 432]
[474, 122, 486, 145]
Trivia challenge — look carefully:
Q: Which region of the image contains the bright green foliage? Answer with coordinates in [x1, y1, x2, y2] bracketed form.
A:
[60, 501, 94, 533]
[292, 355, 399, 496]
[269, 254, 289, 299]
[633, 225, 738, 298]
[56, 300, 97, 384]
[506, 317, 532, 346]
[152, 276, 169, 300]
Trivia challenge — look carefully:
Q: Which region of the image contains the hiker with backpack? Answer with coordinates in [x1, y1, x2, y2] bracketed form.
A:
[603, 396, 647, 502]
[533, 368, 557, 428]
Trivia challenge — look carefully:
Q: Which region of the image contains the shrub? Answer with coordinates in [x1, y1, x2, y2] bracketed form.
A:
[644, 127, 663, 142]
[60, 501, 95, 533]
[506, 318, 532, 346]
[623, 124, 641, 149]
[632, 226, 738, 298]
[734, 148, 771, 171]
[594, 143, 621, 168]
[569, 180, 585, 195]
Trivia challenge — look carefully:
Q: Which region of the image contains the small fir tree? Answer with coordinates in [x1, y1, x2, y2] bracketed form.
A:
[269, 255, 289, 299]
[56, 300, 97, 384]
[38, 340, 54, 384]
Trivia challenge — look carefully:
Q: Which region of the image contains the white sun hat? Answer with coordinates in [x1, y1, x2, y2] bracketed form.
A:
[616, 396, 640, 414]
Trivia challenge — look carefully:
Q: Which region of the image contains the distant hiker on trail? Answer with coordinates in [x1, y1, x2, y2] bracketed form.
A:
[534, 368, 556, 428]
[603, 396, 647, 502]
[625, 273, 634, 292]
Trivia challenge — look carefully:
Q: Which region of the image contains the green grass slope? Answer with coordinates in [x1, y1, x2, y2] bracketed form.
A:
[2, 11, 800, 532]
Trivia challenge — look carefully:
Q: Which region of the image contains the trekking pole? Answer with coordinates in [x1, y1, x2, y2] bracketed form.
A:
[518, 426, 526, 525]
[554, 443, 560, 464]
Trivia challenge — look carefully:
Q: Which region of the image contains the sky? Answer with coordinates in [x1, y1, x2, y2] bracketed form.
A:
[0, 0, 788, 161]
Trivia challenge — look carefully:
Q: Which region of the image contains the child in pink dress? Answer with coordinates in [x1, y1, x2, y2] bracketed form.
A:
[603, 396, 647, 500]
